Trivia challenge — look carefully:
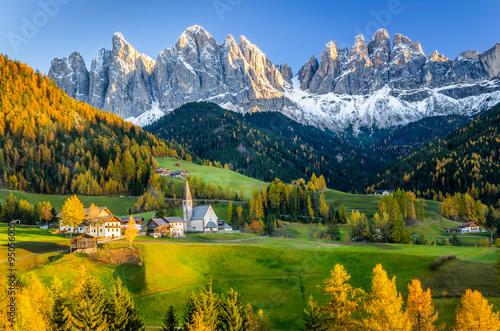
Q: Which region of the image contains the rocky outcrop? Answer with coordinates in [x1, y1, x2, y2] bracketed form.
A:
[48, 52, 89, 103]
[48, 26, 500, 131]
[297, 55, 318, 90]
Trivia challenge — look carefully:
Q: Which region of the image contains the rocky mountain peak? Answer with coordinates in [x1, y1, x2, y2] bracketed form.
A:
[428, 50, 450, 62]
[347, 34, 372, 70]
[459, 50, 480, 60]
[368, 29, 390, 70]
[297, 55, 319, 90]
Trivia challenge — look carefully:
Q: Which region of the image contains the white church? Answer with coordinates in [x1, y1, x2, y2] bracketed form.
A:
[183, 181, 230, 233]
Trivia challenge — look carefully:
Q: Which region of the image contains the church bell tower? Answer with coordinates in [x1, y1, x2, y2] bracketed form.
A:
[183, 181, 193, 231]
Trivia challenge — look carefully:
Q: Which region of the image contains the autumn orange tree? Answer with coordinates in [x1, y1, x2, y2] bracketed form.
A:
[455, 289, 500, 331]
[60, 195, 86, 238]
[406, 279, 438, 331]
[125, 216, 139, 249]
[362, 264, 410, 331]
[319, 264, 364, 330]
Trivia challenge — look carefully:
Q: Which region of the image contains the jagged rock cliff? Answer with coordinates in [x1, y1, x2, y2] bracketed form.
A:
[48, 26, 500, 131]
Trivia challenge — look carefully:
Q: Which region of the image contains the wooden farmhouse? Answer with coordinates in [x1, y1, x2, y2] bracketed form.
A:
[169, 170, 190, 179]
[459, 222, 480, 233]
[146, 217, 185, 238]
[155, 168, 171, 176]
[70, 233, 97, 253]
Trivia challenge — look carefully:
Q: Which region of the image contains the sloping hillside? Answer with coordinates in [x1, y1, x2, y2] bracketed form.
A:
[366, 103, 500, 205]
[0, 55, 193, 196]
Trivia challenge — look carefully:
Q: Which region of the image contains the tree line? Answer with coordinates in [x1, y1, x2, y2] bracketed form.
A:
[302, 263, 500, 330]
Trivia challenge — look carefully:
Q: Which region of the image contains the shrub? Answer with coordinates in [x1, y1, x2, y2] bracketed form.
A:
[431, 254, 456, 270]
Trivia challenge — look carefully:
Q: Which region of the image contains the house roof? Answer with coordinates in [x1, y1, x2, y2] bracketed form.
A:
[70, 233, 97, 241]
[460, 222, 479, 227]
[149, 218, 169, 227]
[119, 216, 144, 224]
[81, 215, 122, 226]
[206, 221, 218, 228]
[221, 223, 232, 229]
[171, 170, 189, 176]
[373, 190, 392, 194]
[191, 205, 210, 220]
[155, 168, 170, 173]
[164, 217, 185, 223]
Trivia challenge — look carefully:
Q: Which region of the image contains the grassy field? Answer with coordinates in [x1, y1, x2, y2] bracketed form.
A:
[156, 157, 268, 200]
[2, 226, 499, 330]
[323, 189, 442, 221]
[187, 232, 259, 241]
[0, 189, 137, 217]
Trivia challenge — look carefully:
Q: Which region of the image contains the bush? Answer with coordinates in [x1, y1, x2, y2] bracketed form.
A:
[431, 254, 456, 270]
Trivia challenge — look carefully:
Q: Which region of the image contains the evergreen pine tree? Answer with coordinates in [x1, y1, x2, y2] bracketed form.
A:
[183, 297, 196, 329]
[70, 266, 108, 331]
[219, 288, 245, 331]
[50, 277, 73, 331]
[162, 306, 178, 331]
[301, 295, 327, 331]
[106, 277, 145, 331]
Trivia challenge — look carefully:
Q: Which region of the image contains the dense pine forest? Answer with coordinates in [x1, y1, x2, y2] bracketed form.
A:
[366, 103, 500, 206]
[0, 55, 193, 196]
[144, 102, 379, 192]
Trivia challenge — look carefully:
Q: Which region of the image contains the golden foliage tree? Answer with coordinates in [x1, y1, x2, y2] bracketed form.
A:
[60, 195, 86, 238]
[406, 279, 438, 331]
[363, 264, 410, 331]
[455, 289, 500, 331]
[125, 215, 139, 249]
[320, 264, 365, 330]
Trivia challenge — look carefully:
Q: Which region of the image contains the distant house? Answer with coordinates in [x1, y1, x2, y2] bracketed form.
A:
[459, 222, 480, 233]
[220, 223, 233, 232]
[119, 215, 144, 231]
[170, 170, 190, 179]
[146, 217, 185, 238]
[57, 207, 123, 239]
[155, 168, 171, 176]
[373, 190, 393, 196]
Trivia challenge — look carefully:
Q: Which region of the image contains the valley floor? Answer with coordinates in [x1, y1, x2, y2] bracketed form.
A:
[1, 224, 498, 330]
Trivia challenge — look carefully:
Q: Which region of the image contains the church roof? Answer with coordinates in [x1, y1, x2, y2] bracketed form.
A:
[183, 181, 192, 200]
[206, 221, 218, 228]
[191, 205, 210, 220]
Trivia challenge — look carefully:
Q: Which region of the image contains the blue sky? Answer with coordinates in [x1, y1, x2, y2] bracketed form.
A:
[1, 0, 499, 75]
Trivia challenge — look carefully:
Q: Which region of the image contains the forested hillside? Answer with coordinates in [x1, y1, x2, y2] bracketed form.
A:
[145, 102, 380, 192]
[366, 103, 500, 206]
[0, 55, 193, 195]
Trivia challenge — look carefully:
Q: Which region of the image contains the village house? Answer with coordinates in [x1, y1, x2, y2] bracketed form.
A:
[119, 215, 144, 231]
[170, 170, 190, 179]
[57, 207, 123, 239]
[146, 217, 185, 238]
[459, 222, 480, 233]
[372, 189, 393, 196]
[155, 168, 171, 176]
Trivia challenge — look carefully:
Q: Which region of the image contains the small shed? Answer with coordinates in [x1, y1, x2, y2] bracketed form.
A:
[70, 233, 97, 253]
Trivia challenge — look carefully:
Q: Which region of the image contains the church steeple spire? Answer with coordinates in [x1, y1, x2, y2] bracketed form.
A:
[183, 180, 193, 231]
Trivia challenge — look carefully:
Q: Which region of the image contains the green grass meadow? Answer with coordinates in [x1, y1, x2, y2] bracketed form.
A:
[156, 157, 268, 200]
[2, 224, 499, 330]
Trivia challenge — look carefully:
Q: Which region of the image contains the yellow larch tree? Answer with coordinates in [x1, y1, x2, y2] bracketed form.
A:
[406, 279, 438, 331]
[60, 195, 86, 238]
[455, 289, 500, 331]
[363, 263, 411, 331]
[125, 215, 139, 249]
[320, 264, 365, 330]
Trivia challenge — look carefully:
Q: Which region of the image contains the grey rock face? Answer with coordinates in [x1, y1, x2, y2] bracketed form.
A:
[48, 52, 89, 102]
[89, 48, 110, 109]
[297, 55, 318, 90]
[335, 35, 374, 94]
[480, 43, 500, 78]
[388, 33, 426, 89]
[367, 29, 390, 71]
[422, 51, 452, 87]
[309, 41, 342, 93]
[277, 63, 293, 84]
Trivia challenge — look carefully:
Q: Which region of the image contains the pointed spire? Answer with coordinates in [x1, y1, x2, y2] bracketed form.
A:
[183, 180, 192, 201]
